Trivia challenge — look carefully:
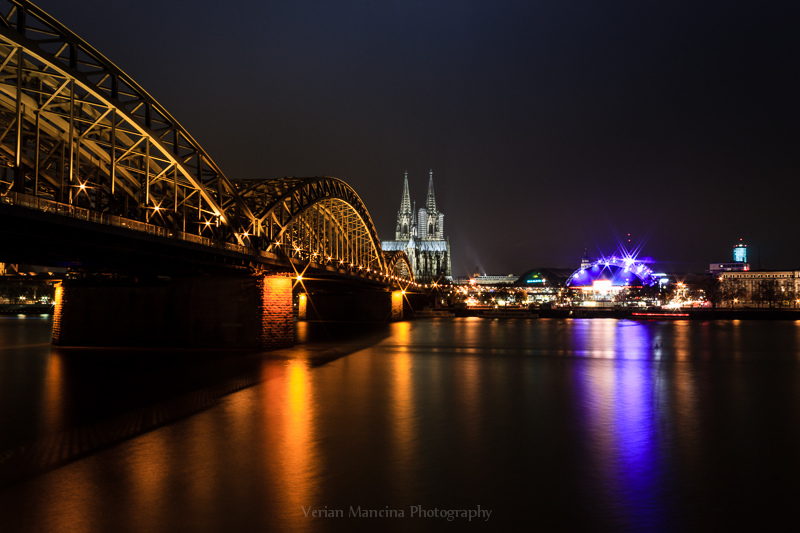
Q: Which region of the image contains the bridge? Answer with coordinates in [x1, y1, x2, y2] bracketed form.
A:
[0, 0, 419, 348]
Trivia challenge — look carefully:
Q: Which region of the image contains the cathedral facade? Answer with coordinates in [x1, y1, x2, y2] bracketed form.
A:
[382, 170, 452, 283]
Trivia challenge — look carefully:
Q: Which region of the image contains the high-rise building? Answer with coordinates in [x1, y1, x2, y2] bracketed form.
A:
[733, 241, 747, 263]
[382, 170, 452, 283]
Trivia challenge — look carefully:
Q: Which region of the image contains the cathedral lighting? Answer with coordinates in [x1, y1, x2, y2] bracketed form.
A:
[381, 170, 452, 284]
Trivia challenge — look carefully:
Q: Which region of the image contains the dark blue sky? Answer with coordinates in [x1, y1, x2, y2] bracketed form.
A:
[34, 0, 800, 275]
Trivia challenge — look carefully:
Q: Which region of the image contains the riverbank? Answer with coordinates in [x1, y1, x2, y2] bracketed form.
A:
[0, 303, 54, 315]
[538, 307, 800, 320]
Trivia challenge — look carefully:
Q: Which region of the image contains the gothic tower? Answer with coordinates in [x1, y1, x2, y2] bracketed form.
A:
[395, 170, 413, 240]
[424, 169, 443, 240]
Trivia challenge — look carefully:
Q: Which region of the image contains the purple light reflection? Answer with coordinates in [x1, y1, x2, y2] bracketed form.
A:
[572, 320, 677, 529]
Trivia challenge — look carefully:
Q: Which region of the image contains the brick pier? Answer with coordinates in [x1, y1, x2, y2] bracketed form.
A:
[52, 274, 293, 348]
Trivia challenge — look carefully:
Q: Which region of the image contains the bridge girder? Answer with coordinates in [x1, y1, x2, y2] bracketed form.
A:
[234, 177, 387, 275]
[0, 0, 255, 245]
[383, 249, 414, 283]
[0, 1, 411, 284]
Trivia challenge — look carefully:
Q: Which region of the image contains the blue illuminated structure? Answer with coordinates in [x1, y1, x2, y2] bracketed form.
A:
[566, 254, 659, 288]
[733, 243, 747, 263]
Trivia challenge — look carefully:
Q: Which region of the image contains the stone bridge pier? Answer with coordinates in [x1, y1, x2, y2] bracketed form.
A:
[52, 274, 293, 349]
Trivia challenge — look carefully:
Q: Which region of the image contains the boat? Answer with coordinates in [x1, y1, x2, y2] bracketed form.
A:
[477, 308, 537, 319]
[630, 311, 690, 319]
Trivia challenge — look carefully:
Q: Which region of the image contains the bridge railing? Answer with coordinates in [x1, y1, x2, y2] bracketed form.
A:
[2, 192, 251, 256]
[2, 191, 412, 284]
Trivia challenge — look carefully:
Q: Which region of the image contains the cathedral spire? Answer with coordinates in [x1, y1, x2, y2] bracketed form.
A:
[395, 170, 413, 240]
[425, 169, 437, 213]
[400, 170, 411, 214]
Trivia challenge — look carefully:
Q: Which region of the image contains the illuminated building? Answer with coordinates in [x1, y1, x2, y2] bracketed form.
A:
[719, 270, 800, 307]
[472, 274, 517, 286]
[517, 269, 573, 288]
[566, 251, 660, 306]
[567, 255, 659, 288]
[382, 170, 452, 283]
[708, 262, 750, 275]
[734, 242, 747, 263]
[709, 240, 750, 275]
[580, 250, 592, 270]
[515, 268, 573, 305]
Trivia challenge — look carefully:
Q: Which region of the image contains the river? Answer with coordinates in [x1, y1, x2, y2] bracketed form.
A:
[1, 315, 799, 531]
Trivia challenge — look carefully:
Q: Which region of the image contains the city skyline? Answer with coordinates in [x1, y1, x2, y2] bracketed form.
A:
[33, 0, 800, 276]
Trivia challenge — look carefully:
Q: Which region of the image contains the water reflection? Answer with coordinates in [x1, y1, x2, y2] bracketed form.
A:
[456, 354, 481, 452]
[41, 352, 64, 436]
[2, 317, 800, 530]
[183, 403, 219, 519]
[390, 322, 417, 499]
[574, 320, 672, 529]
[264, 359, 318, 520]
[32, 449, 97, 533]
[127, 430, 169, 531]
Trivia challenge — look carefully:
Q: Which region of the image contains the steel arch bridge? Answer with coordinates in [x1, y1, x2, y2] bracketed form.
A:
[234, 176, 413, 280]
[382, 249, 413, 280]
[0, 0, 413, 284]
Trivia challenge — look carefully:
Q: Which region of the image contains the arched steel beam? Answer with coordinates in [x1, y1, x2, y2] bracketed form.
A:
[0, 0, 255, 243]
[383, 250, 414, 283]
[235, 177, 386, 273]
[0, 2, 409, 283]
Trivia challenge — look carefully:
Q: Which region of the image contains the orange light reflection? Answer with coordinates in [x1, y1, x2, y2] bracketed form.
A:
[263, 359, 318, 516]
[40, 351, 64, 435]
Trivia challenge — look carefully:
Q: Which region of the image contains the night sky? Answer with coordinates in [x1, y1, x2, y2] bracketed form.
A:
[32, 0, 800, 276]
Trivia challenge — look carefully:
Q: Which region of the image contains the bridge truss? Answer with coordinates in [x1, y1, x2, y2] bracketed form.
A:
[0, 0, 414, 284]
[383, 249, 413, 280]
[235, 177, 386, 275]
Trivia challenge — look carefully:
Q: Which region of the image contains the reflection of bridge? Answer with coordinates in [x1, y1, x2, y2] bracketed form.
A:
[0, 1, 416, 347]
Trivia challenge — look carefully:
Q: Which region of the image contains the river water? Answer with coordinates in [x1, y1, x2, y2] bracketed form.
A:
[1, 315, 799, 531]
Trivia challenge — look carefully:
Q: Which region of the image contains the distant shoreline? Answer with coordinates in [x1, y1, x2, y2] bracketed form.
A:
[538, 307, 800, 320]
[0, 303, 54, 315]
[4, 303, 799, 321]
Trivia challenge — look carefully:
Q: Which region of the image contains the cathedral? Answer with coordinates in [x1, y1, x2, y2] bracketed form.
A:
[382, 170, 452, 283]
